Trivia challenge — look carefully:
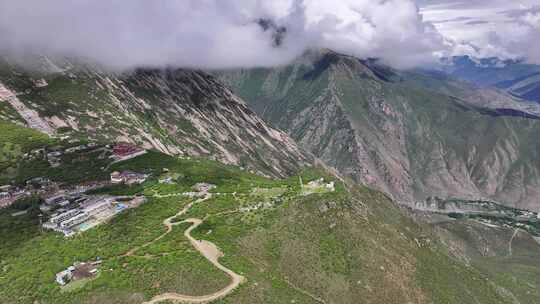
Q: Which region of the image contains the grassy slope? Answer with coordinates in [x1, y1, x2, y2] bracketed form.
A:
[0, 150, 517, 304]
[0, 63, 147, 141]
[212, 186, 510, 304]
[0, 120, 52, 183]
[434, 219, 540, 303]
[0, 120, 113, 186]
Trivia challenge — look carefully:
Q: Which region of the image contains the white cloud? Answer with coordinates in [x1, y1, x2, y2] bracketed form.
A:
[0, 0, 446, 70]
[420, 0, 540, 63]
[300, 0, 446, 67]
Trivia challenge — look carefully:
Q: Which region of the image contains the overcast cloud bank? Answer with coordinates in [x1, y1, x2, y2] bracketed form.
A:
[0, 0, 446, 70]
[421, 0, 540, 64]
[1, 0, 539, 70]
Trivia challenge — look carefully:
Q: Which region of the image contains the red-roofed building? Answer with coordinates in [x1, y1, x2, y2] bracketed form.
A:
[113, 143, 142, 157]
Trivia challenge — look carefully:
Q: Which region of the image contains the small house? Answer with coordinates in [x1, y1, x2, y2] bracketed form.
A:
[193, 183, 217, 193]
[110, 172, 124, 184]
[159, 177, 174, 184]
[0, 192, 10, 199]
[0, 185, 13, 192]
[45, 195, 69, 206]
[56, 269, 73, 286]
[33, 78, 49, 88]
[112, 143, 146, 159]
[111, 171, 147, 185]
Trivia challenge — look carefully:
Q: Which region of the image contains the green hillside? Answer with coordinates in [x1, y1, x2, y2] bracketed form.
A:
[0, 146, 525, 304]
[433, 217, 540, 303]
[0, 121, 52, 183]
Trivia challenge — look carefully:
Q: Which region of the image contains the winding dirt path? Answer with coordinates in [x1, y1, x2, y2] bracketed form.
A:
[508, 228, 520, 256]
[122, 194, 211, 257]
[143, 218, 246, 304]
[122, 192, 245, 303]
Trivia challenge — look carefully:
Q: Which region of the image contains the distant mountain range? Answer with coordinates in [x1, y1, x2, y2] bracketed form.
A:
[439, 55, 540, 102]
[496, 72, 540, 102]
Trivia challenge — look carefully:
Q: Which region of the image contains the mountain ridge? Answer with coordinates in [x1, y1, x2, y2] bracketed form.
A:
[218, 50, 540, 211]
[0, 53, 539, 304]
[0, 56, 312, 179]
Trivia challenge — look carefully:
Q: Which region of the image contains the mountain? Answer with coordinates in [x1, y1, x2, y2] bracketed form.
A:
[1, 123, 537, 304]
[403, 69, 540, 116]
[496, 72, 540, 102]
[218, 50, 540, 211]
[0, 56, 310, 178]
[437, 55, 540, 103]
[0, 55, 538, 303]
[439, 55, 540, 87]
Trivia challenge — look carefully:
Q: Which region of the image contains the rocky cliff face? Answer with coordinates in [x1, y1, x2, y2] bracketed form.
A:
[0, 56, 310, 178]
[218, 50, 540, 211]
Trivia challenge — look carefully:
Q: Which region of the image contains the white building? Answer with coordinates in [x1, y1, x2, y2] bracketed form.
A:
[45, 195, 69, 206]
[42, 222, 58, 230]
[33, 78, 48, 88]
[110, 171, 147, 185]
[159, 177, 174, 184]
[50, 209, 81, 224]
[193, 183, 216, 192]
[83, 200, 112, 216]
[56, 269, 73, 286]
[110, 171, 124, 184]
[47, 151, 63, 158]
[0, 185, 12, 192]
[60, 213, 89, 228]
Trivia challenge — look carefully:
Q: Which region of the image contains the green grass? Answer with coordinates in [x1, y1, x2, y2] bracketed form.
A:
[0, 101, 24, 122]
[0, 151, 336, 304]
[0, 147, 532, 304]
[111, 151, 290, 193]
[14, 150, 110, 186]
[0, 120, 52, 183]
[0, 120, 114, 186]
[60, 276, 97, 294]
[434, 219, 540, 302]
[0, 195, 229, 303]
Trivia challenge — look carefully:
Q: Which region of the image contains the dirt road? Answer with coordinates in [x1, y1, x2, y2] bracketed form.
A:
[124, 192, 245, 303]
[123, 194, 211, 257]
[508, 228, 520, 256]
[143, 218, 245, 304]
